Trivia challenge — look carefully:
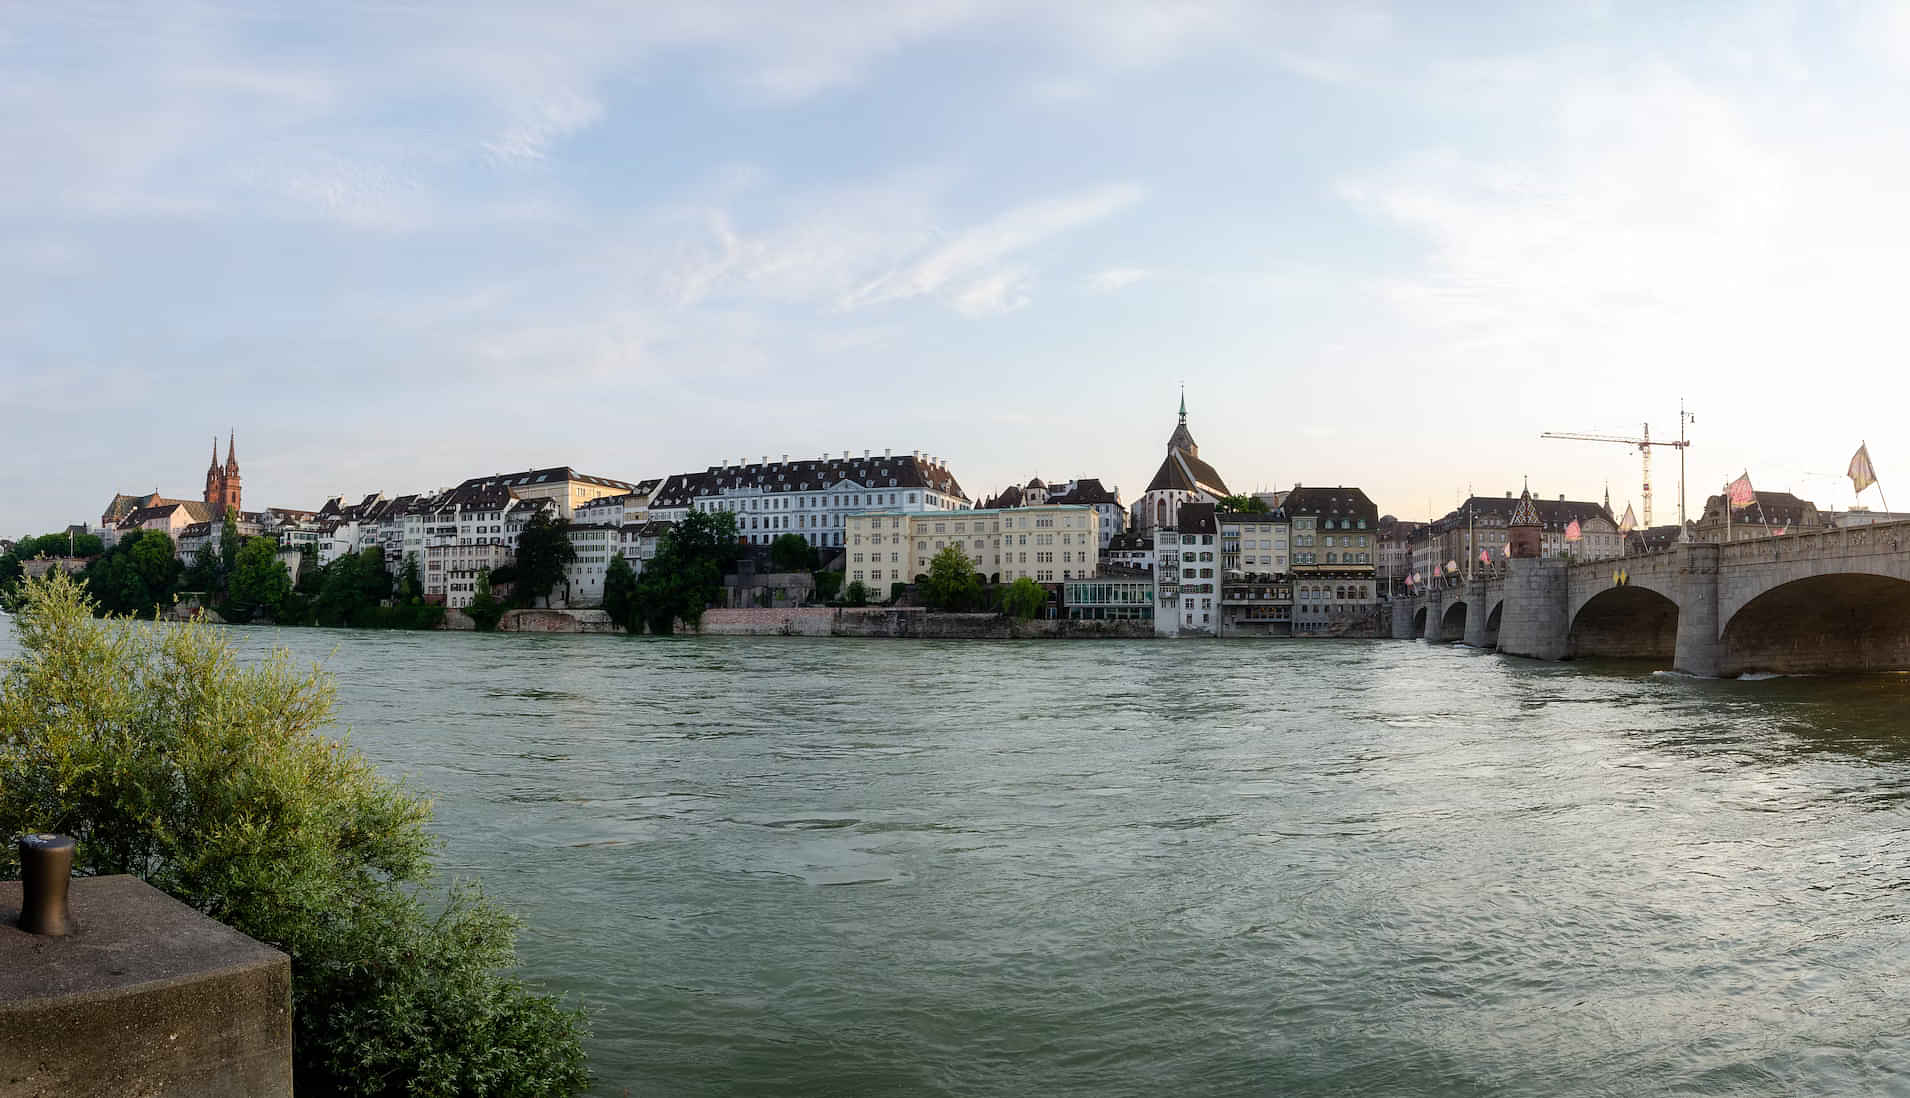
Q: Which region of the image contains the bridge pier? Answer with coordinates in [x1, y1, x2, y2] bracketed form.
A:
[1390, 598, 1413, 640]
[1463, 577, 1491, 648]
[1423, 587, 1446, 642]
[1672, 543, 1722, 676]
[1498, 557, 1568, 660]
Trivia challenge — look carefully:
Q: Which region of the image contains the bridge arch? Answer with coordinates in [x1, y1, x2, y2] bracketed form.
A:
[1412, 606, 1428, 638]
[1568, 585, 1679, 663]
[1720, 572, 1910, 675]
[1484, 600, 1503, 648]
[1442, 600, 1467, 637]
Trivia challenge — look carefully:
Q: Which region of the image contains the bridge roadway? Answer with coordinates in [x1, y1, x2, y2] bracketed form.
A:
[1391, 519, 1910, 675]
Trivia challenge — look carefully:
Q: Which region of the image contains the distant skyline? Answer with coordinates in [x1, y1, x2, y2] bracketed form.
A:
[8, 1, 1910, 537]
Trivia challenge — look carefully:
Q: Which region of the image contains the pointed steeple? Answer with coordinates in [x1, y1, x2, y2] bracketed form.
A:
[1167, 387, 1198, 457]
[225, 430, 239, 474]
[210, 436, 220, 472]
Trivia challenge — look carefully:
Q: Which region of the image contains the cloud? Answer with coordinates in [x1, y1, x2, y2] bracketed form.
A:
[843, 182, 1145, 310]
[952, 270, 1033, 315]
[1088, 266, 1150, 292]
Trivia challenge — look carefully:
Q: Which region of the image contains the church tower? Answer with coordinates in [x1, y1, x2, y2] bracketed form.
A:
[204, 437, 222, 510]
[221, 430, 242, 517]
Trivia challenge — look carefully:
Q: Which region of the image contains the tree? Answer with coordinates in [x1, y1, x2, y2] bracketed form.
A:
[601, 553, 640, 633]
[812, 569, 842, 603]
[632, 511, 739, 634]
[397, 553, 423, 602]
[219, 509, 242, 576]
[0, 572, 590, 1096]
[81, 529, 182, 617]
[226, 537, 292, 622]
[514, 512, 576, 607]
[465, 570, 505, 632]
[1001, 576, 1048, 620]
[843, 580, 870, 606]
[768, 533, 819, 573]
[1219, 494, 1270, 513]
[921, 545, 981, 611]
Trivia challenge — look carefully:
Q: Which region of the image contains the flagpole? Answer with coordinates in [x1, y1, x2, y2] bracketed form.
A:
[1872, 444, 1892, 516]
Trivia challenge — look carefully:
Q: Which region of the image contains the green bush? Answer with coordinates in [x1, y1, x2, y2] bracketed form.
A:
[1001, 577, 1048, 620]
[0, 572, 589, 1097]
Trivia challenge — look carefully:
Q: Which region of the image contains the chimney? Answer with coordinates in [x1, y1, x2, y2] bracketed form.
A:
[843, 450, 850, 460]
[864, 449, 870, 459]
[1559, 494, 1566, 501]
[762, 455, 768, 465]
[782, 453, 789, 463]
[885, 448, 892, 458]
[1506, 491, 1512, 498]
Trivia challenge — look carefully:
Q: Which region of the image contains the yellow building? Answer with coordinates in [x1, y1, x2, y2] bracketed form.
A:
[844, 505, 1100, 590]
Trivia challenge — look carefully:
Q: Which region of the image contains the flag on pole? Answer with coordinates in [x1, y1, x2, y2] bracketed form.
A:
[1500, 544, 1510, 558]
[1619, 503, 1637, 533]
[1479, 548, 1490, 564]
[1445, 559, 1459, 573]
[1727, 471, 1756, 510]
[1775, 526, 1787, 536]
[1565, 519, 1582, 541]
[1849, 443, 1878, 495]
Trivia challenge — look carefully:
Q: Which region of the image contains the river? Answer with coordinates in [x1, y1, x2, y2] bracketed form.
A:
[4, 620, 1909, 1096]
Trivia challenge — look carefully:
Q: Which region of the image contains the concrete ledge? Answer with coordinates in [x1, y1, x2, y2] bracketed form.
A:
[0, 875, 292, 1098]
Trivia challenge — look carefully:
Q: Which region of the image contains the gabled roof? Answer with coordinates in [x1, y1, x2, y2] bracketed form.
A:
[1434, 494, 1612, 534]
[659, 454, 967, 504]
[121, 500, 215, 527]
[1146, 449, 1229, 496]
[1280, 486, 1376, 523]
[1105, 531, 1154, 551]
[1050, 478, 1121, 506]
[1508, 490, 1542, 527]
[1699, 490, 1821, 526]
[469, 466, 639, 492]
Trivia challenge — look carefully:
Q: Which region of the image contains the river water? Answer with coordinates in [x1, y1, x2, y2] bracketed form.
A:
[4, 621, 1909, 1097]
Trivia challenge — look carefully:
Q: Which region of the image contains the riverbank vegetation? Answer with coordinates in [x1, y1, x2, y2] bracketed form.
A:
[0, 571, 590, 1096]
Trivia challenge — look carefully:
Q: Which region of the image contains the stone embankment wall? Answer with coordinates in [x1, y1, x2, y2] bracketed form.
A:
[695, 607, 1154, 639]
[498, 608, 621, 634]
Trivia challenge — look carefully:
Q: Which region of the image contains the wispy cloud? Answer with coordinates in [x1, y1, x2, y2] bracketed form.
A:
[1088, 266, 1150, 292]
[843, 183, 1146, 310]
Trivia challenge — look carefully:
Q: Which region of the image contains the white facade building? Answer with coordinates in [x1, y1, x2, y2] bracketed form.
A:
[650, 450, 971, 549]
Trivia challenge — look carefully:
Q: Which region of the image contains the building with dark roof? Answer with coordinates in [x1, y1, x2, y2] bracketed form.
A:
[1691, 489, 1825, 542]
[1419, 491, 1622, 575]
[652, 449, 970, 551]
[1283, 486, 1380, 633]
[982, 476, 1128, 547]
[1136, 391, 1229, 533]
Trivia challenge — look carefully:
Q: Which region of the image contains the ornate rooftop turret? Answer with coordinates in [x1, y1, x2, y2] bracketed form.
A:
[1508, 482, 1543, 559]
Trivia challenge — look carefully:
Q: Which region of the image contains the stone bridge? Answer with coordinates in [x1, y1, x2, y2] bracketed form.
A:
[1390, 520, 1910, 675]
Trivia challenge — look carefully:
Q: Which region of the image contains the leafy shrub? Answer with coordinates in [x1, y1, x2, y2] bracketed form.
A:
[0, 572, 589, 1097]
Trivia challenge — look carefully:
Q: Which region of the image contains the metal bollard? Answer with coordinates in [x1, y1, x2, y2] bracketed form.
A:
[18, 833, 76, 936]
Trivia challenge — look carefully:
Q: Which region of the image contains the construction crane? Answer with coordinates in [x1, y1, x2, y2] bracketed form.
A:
[1542, 400, 1694, 529]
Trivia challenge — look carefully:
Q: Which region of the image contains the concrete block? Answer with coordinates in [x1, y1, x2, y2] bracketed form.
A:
[0, 875, 292, 1098]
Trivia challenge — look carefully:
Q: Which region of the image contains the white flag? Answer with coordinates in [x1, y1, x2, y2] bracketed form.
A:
[1849, 443, 1878, 495]
[1619, 504, 1637, 533]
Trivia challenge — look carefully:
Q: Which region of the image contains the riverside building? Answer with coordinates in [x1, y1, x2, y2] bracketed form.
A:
[1284, 486, 1380, 634]
[842, 504, 1100, 590]
[653, 450, 971, 550]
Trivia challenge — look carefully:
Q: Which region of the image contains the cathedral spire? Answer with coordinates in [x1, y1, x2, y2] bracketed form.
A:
[226, 430, 239, 473]
[210, 436, 220, 471]
[1178, 384, 1186, 424]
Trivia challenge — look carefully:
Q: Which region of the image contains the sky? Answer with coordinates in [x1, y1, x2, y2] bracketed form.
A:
[7, 0, 1910, 538]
